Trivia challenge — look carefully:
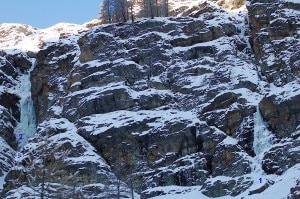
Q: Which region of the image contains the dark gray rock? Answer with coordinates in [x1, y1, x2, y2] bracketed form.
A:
[3, 118, 120, 198]
[201, 176, 253, 197]
[247, 0, 300, 85]
[0, 138, 16, 177]
[77, 114, 204, 193]
[0, 57, 18, 79]
[0, 104, 18, 150]
[233, 115, 255, 156]
[260, 94, 300, 139]
[170, 26, 226, 47]
[31, 42, 79, 123]
[212, 138, 252, 177]
[288, 180, 300, 199]
[262, 140, 300, 175]
[137, 93, 173, 110]
[0, 93, 20, 121]
[150, 152, 209, 187]
[62, 88, 136, 122]
[5, 52, 32, 72]
[248, 180, 274, 195]
[201, 92, 256, 136]
[196, 123, 227, 159]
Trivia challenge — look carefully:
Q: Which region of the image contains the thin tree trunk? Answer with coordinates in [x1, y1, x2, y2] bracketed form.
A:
[131, 6, 134, 22]
[130, 179, 134, 199]
[165, 0, 169, 17]
[122, 1, 127, 22]
[155, 0, 159, 17]
[126, 4, 130, 21]
[149, 0, 154, 18]
[41, 168, 45, 199]
[117, 179, 121, 199]
[108, 0, 112, 23]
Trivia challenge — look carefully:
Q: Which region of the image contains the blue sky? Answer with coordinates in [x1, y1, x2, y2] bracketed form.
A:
[0, 0, 102, 28]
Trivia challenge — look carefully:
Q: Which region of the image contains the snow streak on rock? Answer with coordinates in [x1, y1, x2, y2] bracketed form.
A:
[0, 137, 15, 192]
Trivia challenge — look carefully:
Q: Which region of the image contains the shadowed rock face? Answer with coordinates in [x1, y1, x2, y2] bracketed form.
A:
[0, 52, 23, 195]
[1, 0, 300, 198]
[247, 0, 300, 86]
[262, 140, 300, 175]
[0, 53, 24, 149]
[260, 94, 300, 139]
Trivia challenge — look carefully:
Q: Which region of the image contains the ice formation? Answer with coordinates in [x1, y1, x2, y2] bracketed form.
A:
[14, 67, 36, 149]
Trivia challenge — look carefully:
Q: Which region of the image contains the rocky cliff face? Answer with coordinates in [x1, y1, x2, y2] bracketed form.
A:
[0, 0, 300, 198]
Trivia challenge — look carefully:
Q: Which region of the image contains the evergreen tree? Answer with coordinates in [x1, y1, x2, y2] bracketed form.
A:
[114, 0, 129, 22]
[99, 0, 169, 23]
[100, 0, 113, 23]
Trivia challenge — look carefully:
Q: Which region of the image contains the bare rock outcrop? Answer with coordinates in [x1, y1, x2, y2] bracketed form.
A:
[247, 0, 300, 86]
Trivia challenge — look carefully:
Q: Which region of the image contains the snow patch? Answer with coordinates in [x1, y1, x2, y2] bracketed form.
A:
[79, 109, 200, 136]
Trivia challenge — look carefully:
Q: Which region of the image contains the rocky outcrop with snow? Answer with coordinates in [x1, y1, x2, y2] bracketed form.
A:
[0, 0, 299, 198]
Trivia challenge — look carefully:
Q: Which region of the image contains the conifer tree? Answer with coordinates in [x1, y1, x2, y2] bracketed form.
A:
[99, 0, 169, 23]
[100, 0, 113, 23]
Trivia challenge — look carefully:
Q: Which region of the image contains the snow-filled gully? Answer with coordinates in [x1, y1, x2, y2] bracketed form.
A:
[14, 63, 37, 150]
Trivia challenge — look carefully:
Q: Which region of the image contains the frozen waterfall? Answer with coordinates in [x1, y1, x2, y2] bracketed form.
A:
[14, 68, 36, 149]
[253, 106, 273, 173]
